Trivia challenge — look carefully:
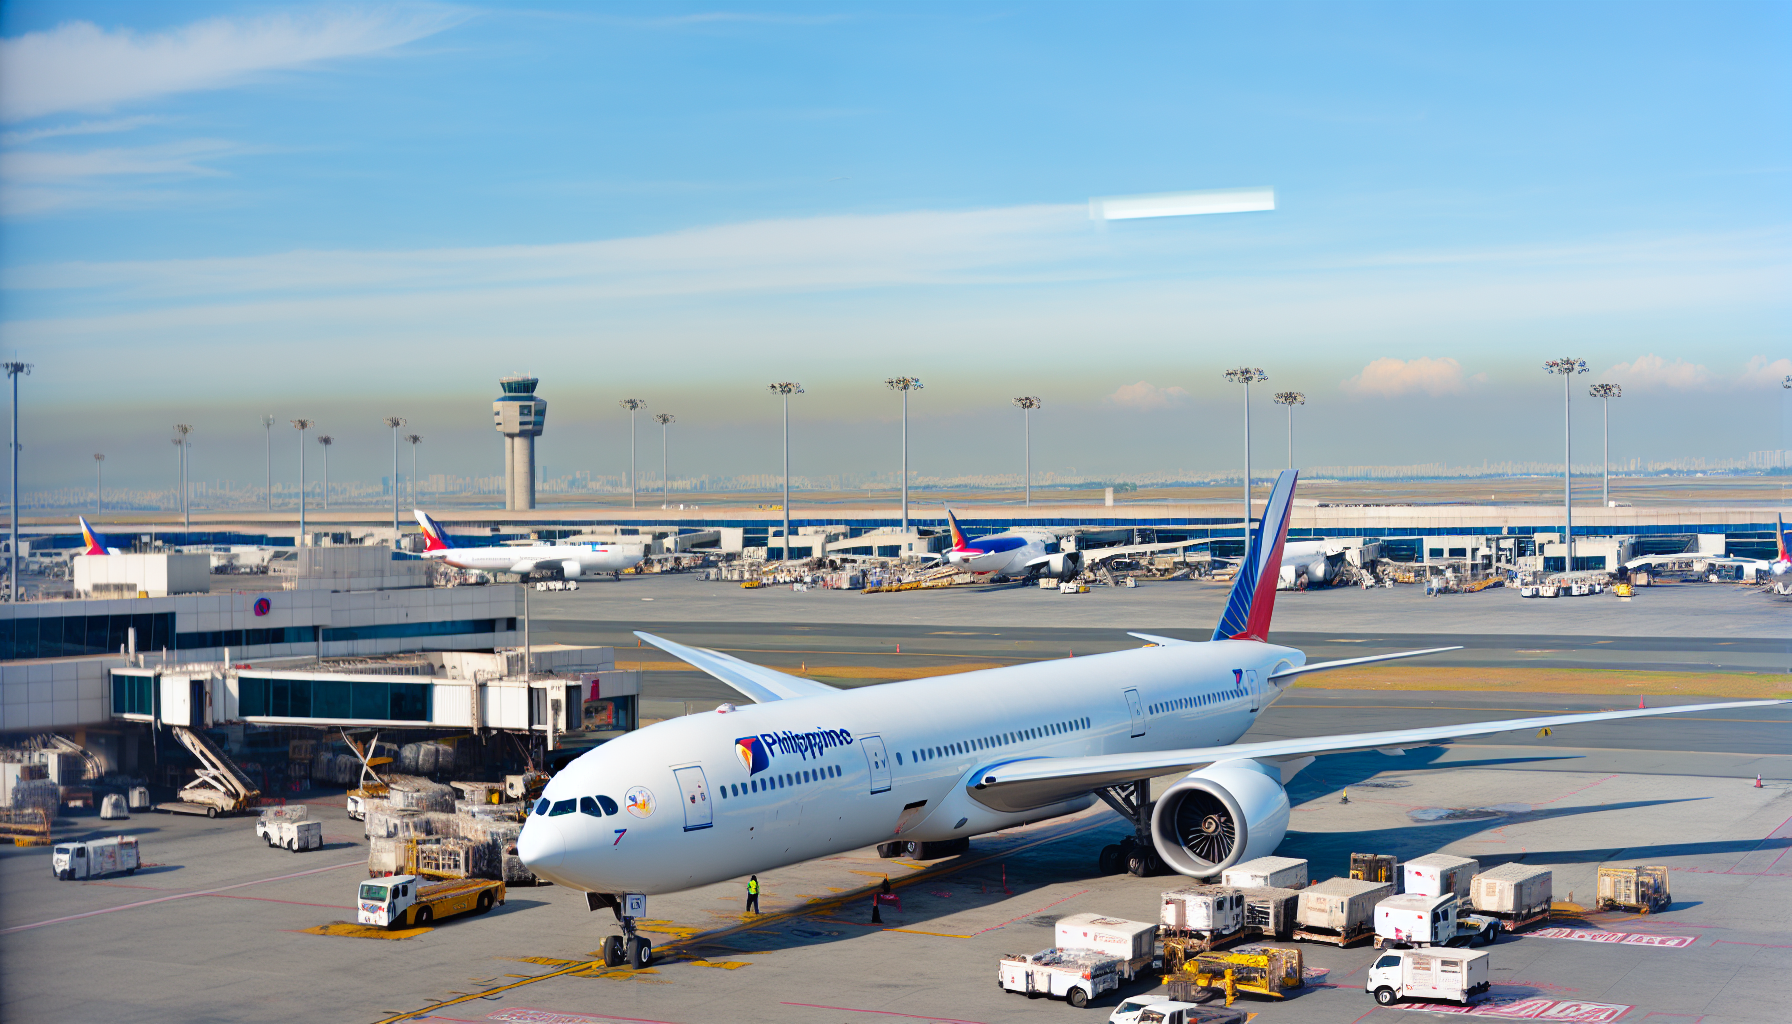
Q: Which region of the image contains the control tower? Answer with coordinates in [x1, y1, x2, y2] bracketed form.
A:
[493, 376, 547, 509]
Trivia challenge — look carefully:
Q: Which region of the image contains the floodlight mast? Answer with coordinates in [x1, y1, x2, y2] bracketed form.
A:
[1544, 358, 1588, 569]
[263, 415, 275, 512]
[1223, 368, 1268, 527]
[653, 414, 675, 504]
[316, 435, 334, 509]
[383, 417, 405, 545]
[1012, 397, 1042, 506]
[5, 361, 29, 602]
[767, 383, 804, 562]
[1272, 391, 1305, 469]
[405, 434, 423, 509]
[619, 399, 646, 508]
[886, 377, 923, 530]
[291, 419, 314, 546]
[1589, 383, 1621, 507]
[173, 424, 193, 532]
[93, 453, 104, 518]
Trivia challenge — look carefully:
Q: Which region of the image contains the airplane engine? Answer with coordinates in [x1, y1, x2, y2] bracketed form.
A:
[1773, 560, 1790, 577]
[1041, 552, 1083, 580]
[559, 559, 583, 579]
[1148, 758, 1291, 878]
[1307, 558, 1331, 585]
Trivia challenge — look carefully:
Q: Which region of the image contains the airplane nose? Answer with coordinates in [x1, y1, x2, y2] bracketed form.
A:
[517, 818, 565, 870]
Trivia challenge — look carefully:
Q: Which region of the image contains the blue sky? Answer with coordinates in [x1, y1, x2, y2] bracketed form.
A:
[0, 1, 1787, 493]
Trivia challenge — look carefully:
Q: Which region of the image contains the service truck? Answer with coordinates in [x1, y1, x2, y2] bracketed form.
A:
[52, 836, 140, 880]
[997, 948, 1122, 1008]
[356, 874, 505, 930]
[1374, 892, 1501, 948]
[1365, 948, 1491, 1007]
[255, 805, 321, 851]
[1056, 912, 1159, 980]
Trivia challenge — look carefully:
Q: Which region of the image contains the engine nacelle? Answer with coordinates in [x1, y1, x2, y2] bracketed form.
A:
[559, 559, 583, 579]
[1149, 759, 1291, 878]
[1307, 558, 1331, 585]
[1041, 552, 1082, 580]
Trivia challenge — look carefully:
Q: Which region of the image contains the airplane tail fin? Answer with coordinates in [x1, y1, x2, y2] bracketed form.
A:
[78, 516, 109, 556]
[1779, 513, 1788, 562]
[945, 509, 969, 549]
[1211, 469, 1299, 643]
[413, 510, 453, 551]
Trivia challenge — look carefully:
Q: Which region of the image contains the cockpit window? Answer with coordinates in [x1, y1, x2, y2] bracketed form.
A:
[579, 796, 603, 817]
[534, 798, 549, 815]
[597, 795, 619, 815]
[549, 799, 575, 816]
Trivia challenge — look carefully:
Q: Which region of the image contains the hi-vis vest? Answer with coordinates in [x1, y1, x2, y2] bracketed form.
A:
[748, 879, 759, 895]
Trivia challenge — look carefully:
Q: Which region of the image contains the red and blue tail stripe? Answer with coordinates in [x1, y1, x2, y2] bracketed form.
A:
[78, 516, 109, 556]
[413, 510, 454, 552]
[946, 509, 971, 550]
[1211, 469, 1299, 643]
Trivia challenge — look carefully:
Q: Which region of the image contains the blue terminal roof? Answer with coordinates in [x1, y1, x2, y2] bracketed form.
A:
[498, 377, 539, 395]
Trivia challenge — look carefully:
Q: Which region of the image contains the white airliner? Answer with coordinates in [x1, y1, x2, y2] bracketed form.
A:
[516, 470, 1782, 969]
[940, 510, 1200, 580]
[414, 510, 643, 579]
[1623, 514, 1792, 583]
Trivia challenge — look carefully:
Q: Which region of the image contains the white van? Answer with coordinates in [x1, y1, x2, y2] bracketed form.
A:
[1109, 1000, 1247, 1024]
[1366, 947, 1491, 1007]
[52, 836, 140, 881]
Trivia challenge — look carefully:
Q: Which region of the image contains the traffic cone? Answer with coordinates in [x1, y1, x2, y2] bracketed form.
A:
[871, 898, 883, 924]
[1756, 774, 1764, 789]
[1639, 695, 1647, 709]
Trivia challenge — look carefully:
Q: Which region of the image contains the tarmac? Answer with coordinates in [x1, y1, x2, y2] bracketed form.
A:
[2, 571, 1788, 1023]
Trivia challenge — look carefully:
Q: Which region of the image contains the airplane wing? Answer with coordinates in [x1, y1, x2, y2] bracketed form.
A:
[633, 631, 838, 703]
[1076, 540, 1214, 565]
[968, 698, 1787, 812]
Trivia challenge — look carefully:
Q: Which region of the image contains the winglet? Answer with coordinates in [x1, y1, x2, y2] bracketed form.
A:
[413, 510, 453, 551]
[1211, 469, 1298, 643]
[78, 516, 108, 556]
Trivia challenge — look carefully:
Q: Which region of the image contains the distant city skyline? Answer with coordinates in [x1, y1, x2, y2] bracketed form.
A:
[0, 2, 1786, 492]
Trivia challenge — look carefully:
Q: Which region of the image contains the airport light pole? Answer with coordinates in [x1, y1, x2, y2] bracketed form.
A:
[317, 435, 333, 510]
[653, 414, 675, 505]
[1544, 358, 1588, 570]
[1012, 396, 1042, 506]
[94, 454, 104, 518]
[383, 417, 405, 545]
[5, 361, 29, 602]
[405, 434, 423, 508]
[1223, 368, 1267, 526]
[1589, 383, 1621, 507]
[170, 437, 184, 521]
[1272, 391, 1304, 469]
[291, 419, 313, 547]
[173, 424, 193, 533]
[263, 414, 274, 512]
[767, 383, 804, 561]
[886, 377, 923, 530]
[619, 399, 646, 509]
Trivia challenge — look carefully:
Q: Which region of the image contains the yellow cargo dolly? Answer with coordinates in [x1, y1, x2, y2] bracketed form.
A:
[1165, 945, 1304, 1007]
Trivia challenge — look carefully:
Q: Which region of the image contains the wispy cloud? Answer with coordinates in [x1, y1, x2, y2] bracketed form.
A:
[1602, 354, 1714, 391]
[1342, 356, 1478, 396]
[1, 115, 163, 146]
[1108, 382, 1191, 411]
[1738, 355, 1792, 387]
[0, 7, 465, 122]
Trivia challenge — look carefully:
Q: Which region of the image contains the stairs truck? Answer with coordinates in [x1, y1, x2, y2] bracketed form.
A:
[156, 727, 260, 817]
[357, 874, 505, 930]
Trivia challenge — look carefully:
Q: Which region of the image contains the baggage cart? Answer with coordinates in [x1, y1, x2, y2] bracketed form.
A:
[1596, 865, 1669, 913]
[997, 948, 1121, 1008]
[1166, 945, 1304, 1007]
[1222, 856, 1307, 890]
[1057, 912, 1157, 980]
[1350, 853, 1399, 887]
[1294, 877, 1393, 946]
[1470, 863, 1552, 930]
[1239, 886, 1300, 939]
[100, 793, 130, 819]
[1404, 854, 1479, 899]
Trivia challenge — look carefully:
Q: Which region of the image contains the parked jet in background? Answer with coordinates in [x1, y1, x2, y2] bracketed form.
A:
[517, 470, 1782, 970]
[414, 510, 643, 579]
[940, 510, 1200, 580]
[79, 517, 121, 556]
[1623, 515, 1792, 582]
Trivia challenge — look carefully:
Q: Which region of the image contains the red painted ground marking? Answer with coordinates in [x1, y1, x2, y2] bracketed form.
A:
[1530, 927, 1696, 948]
[1709, 939, 1792, 949]
[780, 1003, 986, 1024]
[203, 892, 354, 909]
[0, 858, 364, 934]
[968, 888, 1089, 936]
[1637, 1015, 1706, 1022]
[1724, 811, 1792, 874]
[484, 1009, 683, 1024]
[1400, 997, 1633, 1019]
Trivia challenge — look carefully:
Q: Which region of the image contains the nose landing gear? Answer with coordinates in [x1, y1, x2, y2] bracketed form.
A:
[588, 892, 654, 969]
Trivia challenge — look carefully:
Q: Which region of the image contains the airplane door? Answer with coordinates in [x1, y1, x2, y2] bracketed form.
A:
[1124, 689, 1146, 737]
[1247, 669, 1262, 712]
[672, 766, 713, 831]
[860, 735, 892, 794]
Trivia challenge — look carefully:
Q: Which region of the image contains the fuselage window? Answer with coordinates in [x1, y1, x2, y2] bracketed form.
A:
[897, 752, 904, 765]
[580, 796, 603, 816]
[751, 780, 759, 793]
[549, 799, 575, 816]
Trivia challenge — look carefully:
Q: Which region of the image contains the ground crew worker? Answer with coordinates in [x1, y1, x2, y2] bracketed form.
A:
[746, 874, 760, 914]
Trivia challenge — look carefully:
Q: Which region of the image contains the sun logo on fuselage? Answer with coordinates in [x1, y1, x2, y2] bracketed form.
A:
[735, 736, 769, 775]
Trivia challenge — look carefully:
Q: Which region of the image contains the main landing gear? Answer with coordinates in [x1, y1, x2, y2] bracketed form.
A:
[1095, 780, 1167, 876]
[587, 892, 653, 969]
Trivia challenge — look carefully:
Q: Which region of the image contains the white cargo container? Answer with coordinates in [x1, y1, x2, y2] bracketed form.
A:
[1404, 854, 1479, 899]
[1470, 863, 1552, 926]
[128, 786, 151, 810]
[52, 836, 140, 880]
[100, 793, 130, 819]
[1374, 892, 1500, 948]
[1294, 877, 1394, 946]
[1222, 856, 1308, 890]
[1160, 886, 1244, 935]
[1239, 886, 1302, 939]
[1365, 947, 1491, 1007]
[264, 819, 323, 852]
[1056, 913, 1158, 979]
[997, 948, 1122, 1008]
